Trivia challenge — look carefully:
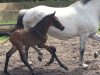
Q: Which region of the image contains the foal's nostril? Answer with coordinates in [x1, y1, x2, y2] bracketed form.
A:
[61, 26, 65, 31]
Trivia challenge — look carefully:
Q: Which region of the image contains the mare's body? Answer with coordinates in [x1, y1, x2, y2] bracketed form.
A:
[16, 0, 100, 68]
[16, 0, 100, 67]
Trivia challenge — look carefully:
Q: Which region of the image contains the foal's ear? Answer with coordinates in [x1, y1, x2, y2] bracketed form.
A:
[52, 11, 56, 16]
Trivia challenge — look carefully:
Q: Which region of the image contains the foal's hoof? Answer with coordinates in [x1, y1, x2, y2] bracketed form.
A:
[62, 66, 69, 71]
[64, 67, 69, 71]
[31, 71, 35, 75]
[4, 71, 10, 75]
[44, 63, 50, 66]
[44, 59, 54, 66]
[32, 73, 35, 75]
[38, 56, 42, 62]
[59, 64, 69, 71]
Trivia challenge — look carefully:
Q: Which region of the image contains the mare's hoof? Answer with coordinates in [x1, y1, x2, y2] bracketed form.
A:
[79, 63, 88, 69]
[28, 60, 32, 64]
[38, 56, 42, 62]
[94, 52, 98, 59]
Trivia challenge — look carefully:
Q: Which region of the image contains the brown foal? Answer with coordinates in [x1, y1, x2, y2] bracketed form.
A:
[4, 12, 68, 75]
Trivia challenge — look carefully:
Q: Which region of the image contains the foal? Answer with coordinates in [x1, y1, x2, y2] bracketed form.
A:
[4, 12, 67, 75]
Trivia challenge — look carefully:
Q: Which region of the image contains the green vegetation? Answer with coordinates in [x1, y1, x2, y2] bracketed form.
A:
[0, 21, 16, 24]
[0, 36, 9, 43]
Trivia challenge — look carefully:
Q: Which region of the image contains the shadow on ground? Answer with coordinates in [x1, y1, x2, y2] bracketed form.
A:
[0, 65, 84, 75]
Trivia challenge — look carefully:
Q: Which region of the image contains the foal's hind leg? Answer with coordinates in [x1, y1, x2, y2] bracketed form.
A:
[18, 46, 35, 75]
[90, 33, 100, 58]
[24, 45, 33, 64]
[25, 45, 30, 60]
[4, 46, 17, 75]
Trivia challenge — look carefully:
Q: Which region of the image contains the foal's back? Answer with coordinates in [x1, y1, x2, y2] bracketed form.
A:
[9, 29, 46, 47]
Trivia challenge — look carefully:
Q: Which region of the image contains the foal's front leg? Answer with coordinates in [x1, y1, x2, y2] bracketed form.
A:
[32, 46, 43, 62]
[25, 45, 43, 64]
[38, 44, 68, 70]
[24, 45, 33, 64]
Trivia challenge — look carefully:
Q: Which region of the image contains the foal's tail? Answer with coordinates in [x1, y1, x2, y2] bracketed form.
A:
[0, 10, 26, 36]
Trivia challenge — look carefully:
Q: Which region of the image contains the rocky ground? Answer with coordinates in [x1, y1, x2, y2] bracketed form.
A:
[0, 37, 100, 75]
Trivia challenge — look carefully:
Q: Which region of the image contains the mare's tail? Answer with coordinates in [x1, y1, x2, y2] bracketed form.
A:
[0, 32, 11, 36]
[15, 12, 25, 29]
[0, 10, 26, 36]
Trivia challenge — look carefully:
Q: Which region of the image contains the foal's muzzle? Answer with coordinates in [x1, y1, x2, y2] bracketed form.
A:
[60, 26, 65, 31]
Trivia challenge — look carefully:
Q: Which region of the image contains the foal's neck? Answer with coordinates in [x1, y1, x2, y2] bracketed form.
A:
[30, 21, 50, 36]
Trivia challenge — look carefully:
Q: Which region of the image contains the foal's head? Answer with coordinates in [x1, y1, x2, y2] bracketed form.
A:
[40, 12, 64, 31]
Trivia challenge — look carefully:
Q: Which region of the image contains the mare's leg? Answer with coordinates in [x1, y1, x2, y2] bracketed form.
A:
[38, 44, 68, 71]
[18, 45, 35, 75]
[32, 46, 43, 62]
[90, 33, 100, 58]
[4, 46, 17, 75]
[79, 35, 88, 68]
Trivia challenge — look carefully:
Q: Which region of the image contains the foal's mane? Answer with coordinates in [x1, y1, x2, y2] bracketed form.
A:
[32, 14, 51, 29]
[29, 14, 53, 39]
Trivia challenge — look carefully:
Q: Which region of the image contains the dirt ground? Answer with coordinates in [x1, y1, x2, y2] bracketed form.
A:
[0, 37, 100, 75]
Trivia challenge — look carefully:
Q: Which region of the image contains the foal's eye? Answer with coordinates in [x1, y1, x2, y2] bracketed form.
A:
[55, 16, 58, 19]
